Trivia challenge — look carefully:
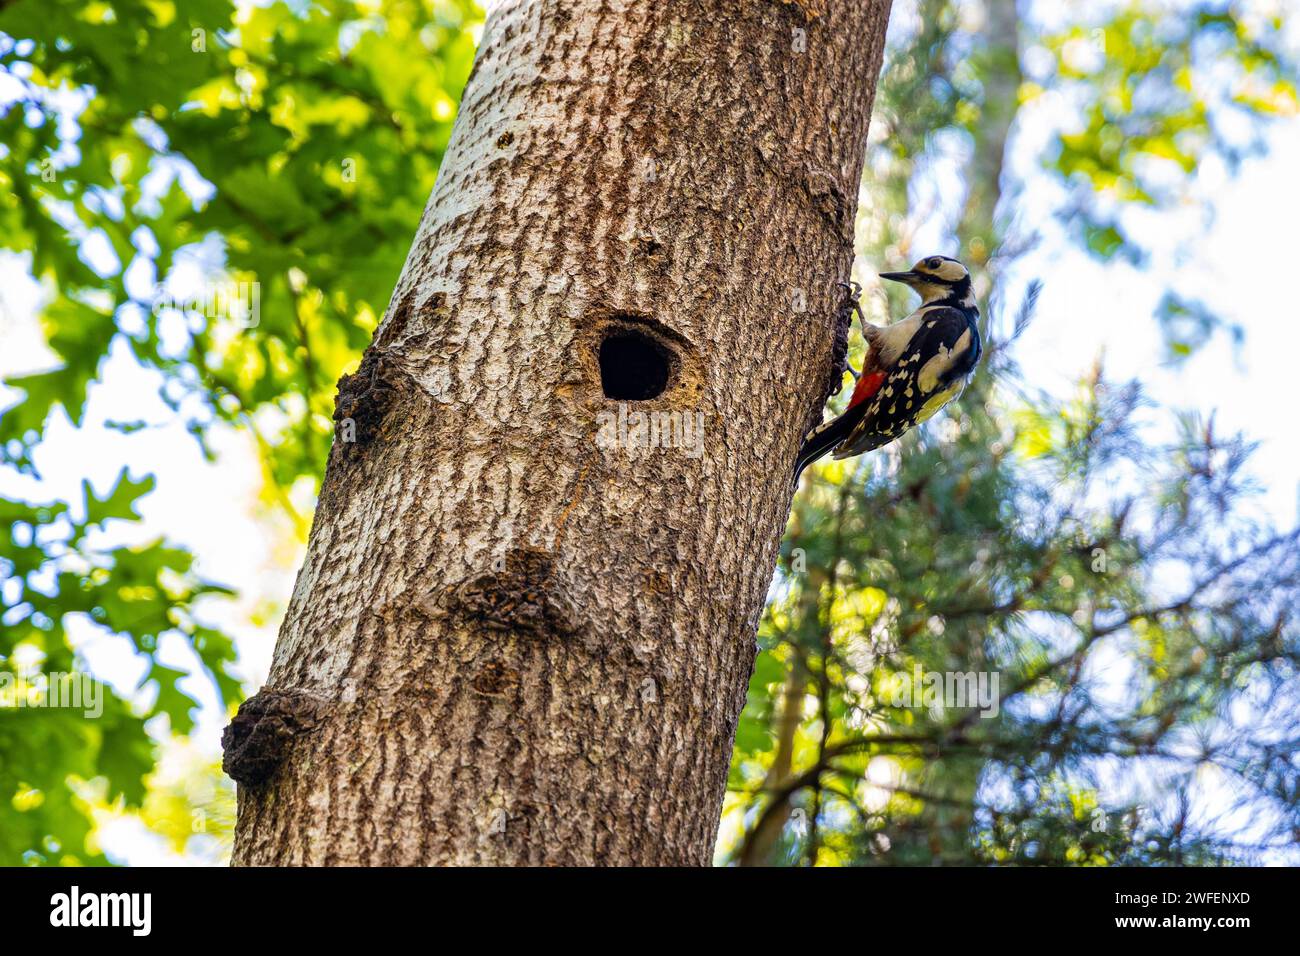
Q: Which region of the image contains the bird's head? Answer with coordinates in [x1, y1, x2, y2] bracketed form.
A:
[880, 255, 974, 307]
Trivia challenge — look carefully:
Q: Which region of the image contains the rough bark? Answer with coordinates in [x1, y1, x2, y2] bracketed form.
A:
[227, 0, 892, 866]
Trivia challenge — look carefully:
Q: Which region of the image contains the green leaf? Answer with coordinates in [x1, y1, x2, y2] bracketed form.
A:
[143, 662, 198, 736]
[82, 468, 155, 530]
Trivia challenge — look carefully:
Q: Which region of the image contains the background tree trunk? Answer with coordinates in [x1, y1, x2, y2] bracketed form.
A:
[226, 0, 892, 866]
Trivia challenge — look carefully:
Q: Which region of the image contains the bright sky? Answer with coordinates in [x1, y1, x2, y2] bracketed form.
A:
[2, 3, 1298, 865]
[1011, 127, 1300, 532]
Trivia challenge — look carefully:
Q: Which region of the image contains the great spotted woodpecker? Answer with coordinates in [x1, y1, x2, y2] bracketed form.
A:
[794, 256, 982, 482]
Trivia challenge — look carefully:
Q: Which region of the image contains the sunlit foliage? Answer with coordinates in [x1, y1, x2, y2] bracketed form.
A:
[721, 0, 1300, 866]
[0, 0, 481, 864]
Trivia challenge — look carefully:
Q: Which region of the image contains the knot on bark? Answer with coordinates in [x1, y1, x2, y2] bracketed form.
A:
[221, 688, 331, 786]
[471, 660, 521, 697]
[333, 348, 410, 449]
[452, 548, 579, 638]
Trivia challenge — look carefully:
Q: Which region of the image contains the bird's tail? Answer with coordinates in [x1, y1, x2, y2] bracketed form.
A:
[792, 413, 857, 485]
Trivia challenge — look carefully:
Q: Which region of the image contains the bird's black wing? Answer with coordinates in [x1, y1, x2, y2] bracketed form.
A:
[835, 306, 980, 456]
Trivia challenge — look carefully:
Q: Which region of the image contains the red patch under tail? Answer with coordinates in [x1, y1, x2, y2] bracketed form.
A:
[847, 370, 886, 410]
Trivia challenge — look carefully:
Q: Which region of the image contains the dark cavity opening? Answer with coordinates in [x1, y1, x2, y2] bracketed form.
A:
[599, 329, 670, 401]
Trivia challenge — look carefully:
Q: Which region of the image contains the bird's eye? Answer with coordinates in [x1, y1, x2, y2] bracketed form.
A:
[926, 258, 941, 270]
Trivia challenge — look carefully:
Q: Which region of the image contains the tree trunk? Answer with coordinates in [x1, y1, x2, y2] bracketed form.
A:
[225, 0, 893, 866]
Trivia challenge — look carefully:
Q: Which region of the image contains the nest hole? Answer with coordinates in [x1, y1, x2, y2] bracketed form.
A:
[599, 329, 671, 401]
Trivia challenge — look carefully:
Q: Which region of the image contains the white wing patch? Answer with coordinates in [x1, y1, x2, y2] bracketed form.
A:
[916, 327, 973, 393]
[867, 311, 924, 367]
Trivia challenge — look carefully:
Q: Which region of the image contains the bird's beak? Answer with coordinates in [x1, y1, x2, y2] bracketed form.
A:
[880, 270, 919, 285]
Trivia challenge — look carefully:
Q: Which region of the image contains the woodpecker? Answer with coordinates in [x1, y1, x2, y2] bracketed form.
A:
[794, 256, 982, 482]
